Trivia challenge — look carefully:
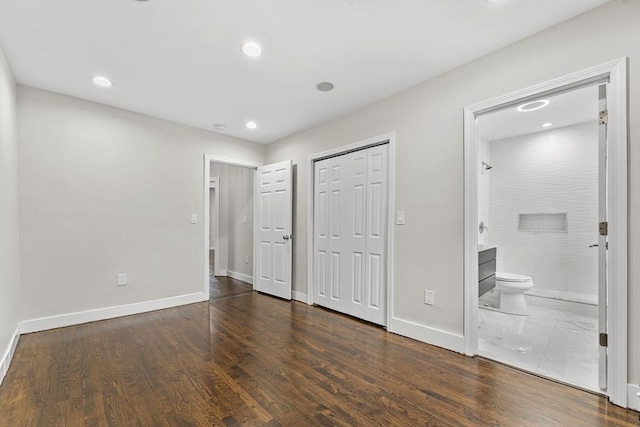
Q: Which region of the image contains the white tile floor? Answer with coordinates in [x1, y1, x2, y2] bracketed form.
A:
[478, 304, 600, 392]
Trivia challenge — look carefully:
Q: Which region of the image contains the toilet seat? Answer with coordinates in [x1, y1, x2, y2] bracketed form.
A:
[496, 272, 532, 283]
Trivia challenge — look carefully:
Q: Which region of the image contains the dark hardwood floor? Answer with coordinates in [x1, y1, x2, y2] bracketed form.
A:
[0, 274, 637, 426]
[209, 251, 253, 299]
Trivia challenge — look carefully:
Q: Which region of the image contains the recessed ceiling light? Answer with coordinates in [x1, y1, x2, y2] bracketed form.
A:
[92, 76, 114, 88]
[316, 81, 335, 92]
[214, 124, 226, 132]
[246, 121, 257, 130]
[516, 99, 549, 112]
[241, 42, 262, 58]
[542, 122, 553, 128]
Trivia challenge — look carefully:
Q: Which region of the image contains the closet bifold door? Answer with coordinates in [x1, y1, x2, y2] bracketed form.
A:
[314, 156, 347, 312]
[313, 143, 388, 326]
[363, 144, 388, 325]
[345, 149, 367, 319]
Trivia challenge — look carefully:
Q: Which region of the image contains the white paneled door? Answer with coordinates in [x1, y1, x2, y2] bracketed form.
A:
[313, 155, 346, 312]
[313, 144, 388, 325]
[363, 145, 389, 325]
[254, 160, 292, 300]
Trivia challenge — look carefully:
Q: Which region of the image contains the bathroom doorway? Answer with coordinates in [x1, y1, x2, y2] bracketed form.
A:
[475, 84, 602, 392]
[463, 59, 628, 406]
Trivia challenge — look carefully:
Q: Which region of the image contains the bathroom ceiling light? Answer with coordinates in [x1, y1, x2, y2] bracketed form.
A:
[92, 76, 114, 88]
[516, 99, 549, 112]
[542, 122, 553, 128]
[241, 42, 262, 58]
[246, 121, 257, 130]
[316, 81, 334, 92]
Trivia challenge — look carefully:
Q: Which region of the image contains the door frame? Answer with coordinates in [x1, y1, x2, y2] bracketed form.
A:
[209, 177, 220, 276]
[203, 155, 262, 299]
[462, 58, 628, 406]
[306, 132, 396, 328]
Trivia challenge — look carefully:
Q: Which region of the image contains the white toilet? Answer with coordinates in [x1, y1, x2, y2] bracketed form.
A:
[495, 272, 534, 316]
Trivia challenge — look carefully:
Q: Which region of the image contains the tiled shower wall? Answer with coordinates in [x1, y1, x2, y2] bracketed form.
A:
[478, 136, 490, 248]
[488, 122, 598, 296]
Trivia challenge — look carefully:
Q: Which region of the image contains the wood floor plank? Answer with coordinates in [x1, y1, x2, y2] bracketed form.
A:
[0, 276, 638, 426]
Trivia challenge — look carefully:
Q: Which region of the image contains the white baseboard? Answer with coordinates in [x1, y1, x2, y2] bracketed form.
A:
[0, 324, 21, 386]
[389, 317, 465, 354]
[292, 291, 307, 302]
[20, 292, 208, 334]
[525, 294, 597, 316]
[209, 246, 215, 250]
[226, 270, 253, 285]
[215, 269, 228, 277]
[628, 384, 640, 411]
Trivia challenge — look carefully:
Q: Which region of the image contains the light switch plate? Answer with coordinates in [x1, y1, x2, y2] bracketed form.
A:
[190, 214, 198, 224]
[396, 211, 405, 225]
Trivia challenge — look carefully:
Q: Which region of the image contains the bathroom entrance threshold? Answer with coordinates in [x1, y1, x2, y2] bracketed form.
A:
[477, 354, 605, 398]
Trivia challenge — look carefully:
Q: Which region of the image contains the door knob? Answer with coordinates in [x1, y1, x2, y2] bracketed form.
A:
[589, 244, 599, 248]
[283, 235, 291, 240]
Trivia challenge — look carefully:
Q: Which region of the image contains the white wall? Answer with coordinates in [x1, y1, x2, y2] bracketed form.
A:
[227, 166, 253, 276]
[18, 86, 264, 320]
[488, 122, 598, 296]
[0, 44, 21, 379]
[209, 187, 217, 250]
[209, 162, 254, 278]
[265, 1, 640, 384]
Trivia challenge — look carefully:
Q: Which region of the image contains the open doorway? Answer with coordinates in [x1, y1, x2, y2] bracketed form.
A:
[475, 85, 601, 392]
[205, 158, 259, 299]
[203, 155, 294, 302]
[463, 58, 628, 406]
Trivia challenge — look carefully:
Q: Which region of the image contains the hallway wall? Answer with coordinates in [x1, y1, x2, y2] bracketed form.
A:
[0, 44, 21, 382]
[210, 162, 254, 279]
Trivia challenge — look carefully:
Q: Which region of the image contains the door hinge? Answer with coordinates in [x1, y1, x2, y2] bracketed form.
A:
[599, 333, 608, 347]
[599, 221, 608, 236]
[599, 110, 608, 125]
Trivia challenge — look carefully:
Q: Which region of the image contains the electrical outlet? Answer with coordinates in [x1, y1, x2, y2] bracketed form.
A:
[424, 290, 434, 306]
[118, 273, 127, 286]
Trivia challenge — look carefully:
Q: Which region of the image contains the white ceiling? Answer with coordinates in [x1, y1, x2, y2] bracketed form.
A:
[478, 84, 599, 141]
[0, 0, 607, 144]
